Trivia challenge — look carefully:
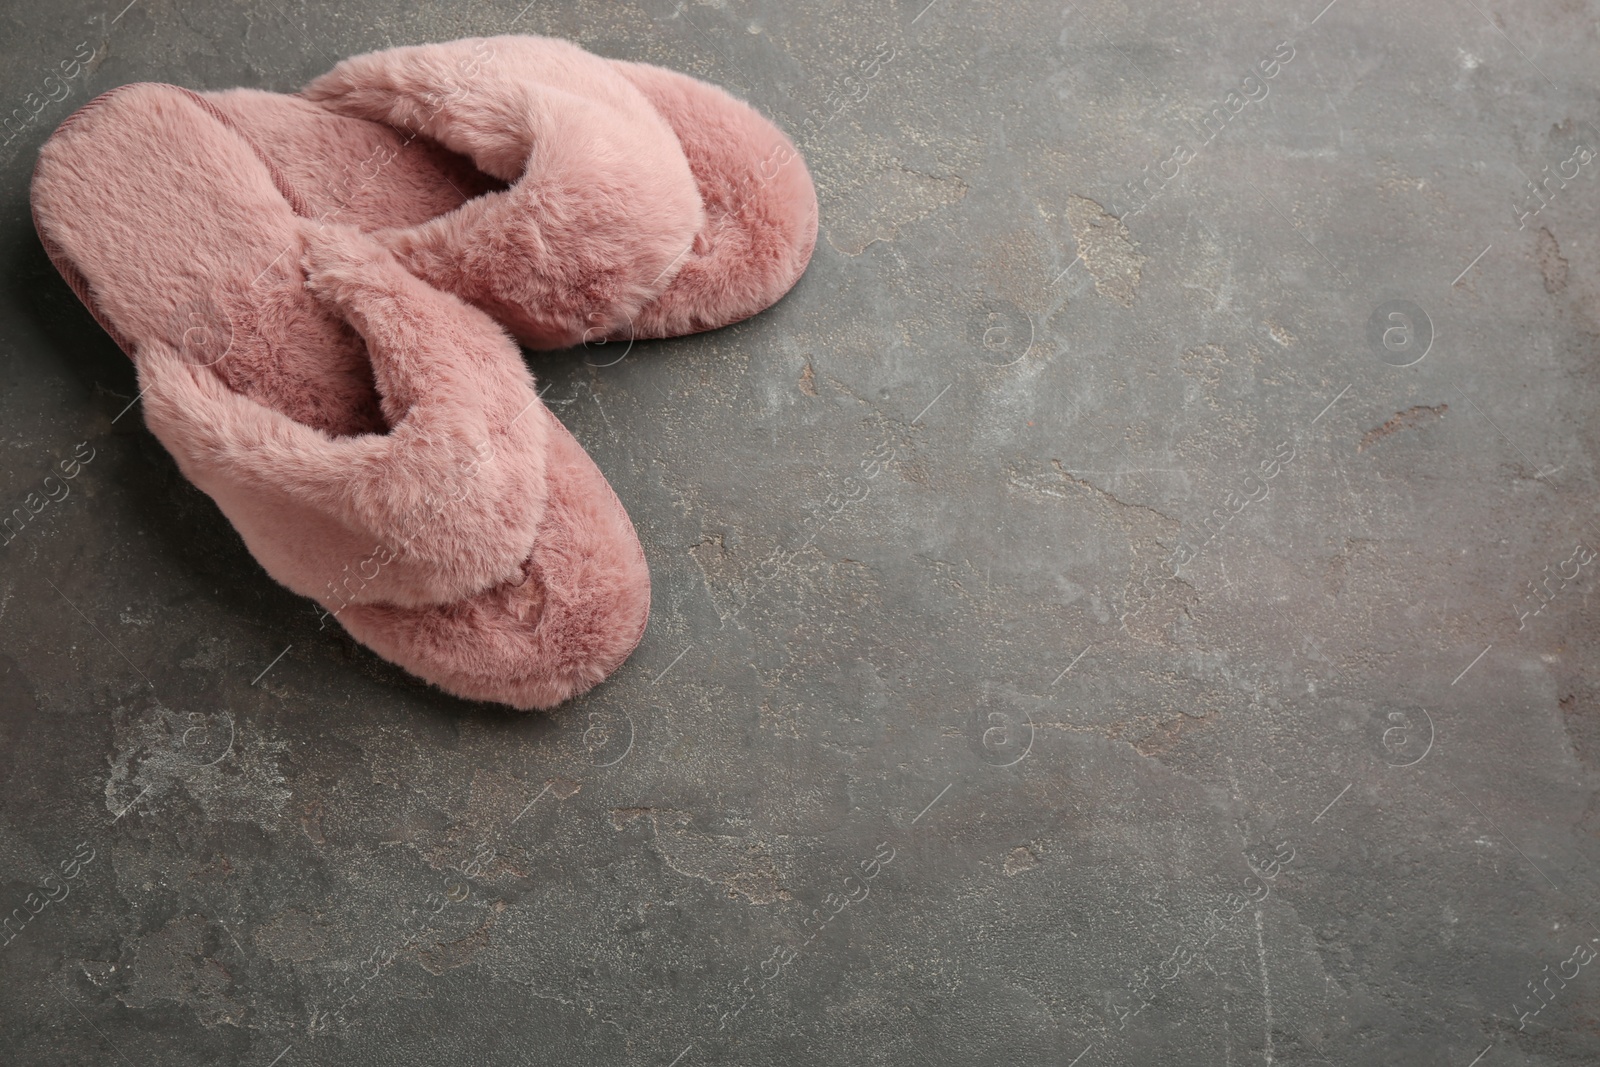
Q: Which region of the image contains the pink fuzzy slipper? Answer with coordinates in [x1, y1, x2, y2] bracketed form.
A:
[199, 35, 819, 349]
[31, 82, 650, 710]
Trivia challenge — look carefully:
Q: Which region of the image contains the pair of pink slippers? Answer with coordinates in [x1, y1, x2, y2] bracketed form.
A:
[31, 36, 818, 710]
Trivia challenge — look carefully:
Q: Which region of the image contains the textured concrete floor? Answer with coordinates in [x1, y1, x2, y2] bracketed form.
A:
[4, 0, 1600, 1064]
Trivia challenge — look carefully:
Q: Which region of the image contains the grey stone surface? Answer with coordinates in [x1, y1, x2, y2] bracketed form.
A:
[3, 0, 1600, 1063]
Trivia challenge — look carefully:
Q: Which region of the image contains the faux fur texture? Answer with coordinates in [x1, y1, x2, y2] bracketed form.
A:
[609, 58, 819, 340]
[337, 400, 653, 709]
[141, 228, 557, 609]
[31, 82, 650, 709]
[203, 35, 818, 347]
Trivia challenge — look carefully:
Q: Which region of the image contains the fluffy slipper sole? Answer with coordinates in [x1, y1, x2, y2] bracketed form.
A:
[202, 34, 818, 349]
[31, 82, 649, 709]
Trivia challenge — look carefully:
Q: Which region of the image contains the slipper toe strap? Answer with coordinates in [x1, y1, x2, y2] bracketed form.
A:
[303, 35, 706, 348]
[139, 228, 552, 610]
